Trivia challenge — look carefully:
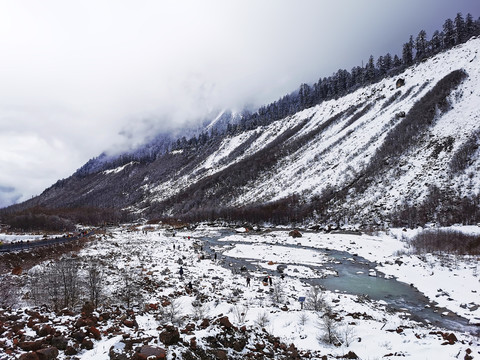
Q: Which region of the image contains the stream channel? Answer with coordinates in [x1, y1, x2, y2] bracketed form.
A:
[198, 228, 479, 335]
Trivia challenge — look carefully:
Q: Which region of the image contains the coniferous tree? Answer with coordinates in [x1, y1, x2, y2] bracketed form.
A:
[415, 29, 428, 61]
[443, 18, 455, 48]
[402, 36, 414, 66]
[376, 55, 385, 77]
[393, 54, 402, 68]
[383, 53, 393, 73]
[454, 12, 466, 44]
[465, 13, 475, 38]
[430, 30, 443, 54]
[365, 55, 376, 83]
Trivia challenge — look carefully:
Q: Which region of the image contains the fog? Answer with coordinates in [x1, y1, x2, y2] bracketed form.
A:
[1, 0, 479, 207]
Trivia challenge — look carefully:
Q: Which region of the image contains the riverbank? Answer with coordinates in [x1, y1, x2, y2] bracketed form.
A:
[0, 224, 478, 359]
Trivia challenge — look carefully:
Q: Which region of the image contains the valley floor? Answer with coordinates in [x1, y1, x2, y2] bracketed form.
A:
[1, 224, 479, 359]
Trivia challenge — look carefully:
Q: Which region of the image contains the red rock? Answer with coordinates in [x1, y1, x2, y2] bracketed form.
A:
[75, 317, 96, 328]
[65, 345, 78, 355]
[88, 326, 102, 340]
[344, 351, 359, 359]
[36, 347, 59, 360]
[200, 318, 210, 329]
[36, 325, 54, 337]
[159, 325, 180, 345]
[12, 266, 23, 275]
[217, 316, 232, 329]
[82, 338, 94, 350]
[289, 229, 302, 238]
[134, 345, 166, 360]
[123, 319, 136, 328]
[18, 352, 39, 360]
[18, 340, 42, 351]
[215, 349, 228, 360]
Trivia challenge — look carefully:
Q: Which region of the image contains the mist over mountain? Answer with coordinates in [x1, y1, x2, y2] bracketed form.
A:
[3, 15, 480, 230]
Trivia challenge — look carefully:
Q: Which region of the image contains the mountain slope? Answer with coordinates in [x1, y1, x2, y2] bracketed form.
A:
[8, 37, 480, 226]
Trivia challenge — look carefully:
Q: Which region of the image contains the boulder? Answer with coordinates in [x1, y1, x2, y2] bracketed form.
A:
[344, 351, 359, 359]
[51, 335, 68, 350]
[134, 345, 166, 360]
[88, 326, 102, 340]
[71, 330, 87, 343]
[12, 266, 23, 275]
[36, 347, 59, 360]
[217, 316, 233, 329]
[159, 325, 180, 345]
[18, 341, 42, 351]
[289, 229, 302, 238]
[82, 338, 94, 350]
[36, 325, 54, 337]
[18, 352, 39, 360]
[65, 345, 78, 355]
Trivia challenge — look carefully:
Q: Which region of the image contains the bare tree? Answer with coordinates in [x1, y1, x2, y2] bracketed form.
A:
[44, 264, 62, 312]
[58, 257, 81, 309]
[305, 285, 325, 311]
[118, 268, 143, 309]
[191, 298, 209, 321]
[86, 259, 103, 309]
[0, 275, 17, 308]
[233, 304, 248, 324]
[316, 309, 340, 345]
[270, 281, 285, 304]
[254, 311, 270, 328]
[338, 323, 357, 347]
[298, 311, 308, 326]
[163, 298, 183, 325]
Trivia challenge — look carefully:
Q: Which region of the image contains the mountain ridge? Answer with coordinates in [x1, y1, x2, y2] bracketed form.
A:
[3, 36, 480, 228]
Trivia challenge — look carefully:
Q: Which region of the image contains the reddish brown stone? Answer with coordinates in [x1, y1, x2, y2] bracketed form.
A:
[18, 340, 42, 351]
[65, 345, 78, 355]
[215, 349, 228, 360]
[36, 347, 59, 360]
[88, 326, 101, 340]
[12, 266, 23, 275]
[75, 317, 96, 328]
[36, 325, 54, 337]
[122, 319, 136, 328]
[134, 345, 166, 360]
[82, 338, 94, 350]
[18, 352, 40, 360]
[200, 318, 210, 329]
[159, 325, 180, 345]
[217, 316, 232, 329]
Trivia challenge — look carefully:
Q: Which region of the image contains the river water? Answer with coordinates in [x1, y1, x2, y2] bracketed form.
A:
[199, 228, 479, 335]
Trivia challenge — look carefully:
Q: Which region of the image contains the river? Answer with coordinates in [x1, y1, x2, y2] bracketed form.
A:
[198, 228, 479, 335]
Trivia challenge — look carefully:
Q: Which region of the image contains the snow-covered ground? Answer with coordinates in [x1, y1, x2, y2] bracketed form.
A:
[0, 233, 44, 244]
[2, 224, 477, 360]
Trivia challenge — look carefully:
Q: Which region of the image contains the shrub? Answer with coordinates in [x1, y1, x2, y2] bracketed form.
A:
[410, 229, 480, 255]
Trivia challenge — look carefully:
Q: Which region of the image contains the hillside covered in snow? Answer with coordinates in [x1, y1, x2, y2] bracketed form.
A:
[5, 36, 480, 229]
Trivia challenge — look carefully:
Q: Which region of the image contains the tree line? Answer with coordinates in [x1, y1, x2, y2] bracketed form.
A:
[74, 13, 480, 177]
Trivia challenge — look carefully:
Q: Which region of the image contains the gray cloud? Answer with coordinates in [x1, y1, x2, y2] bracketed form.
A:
[0, 0, 479, 207]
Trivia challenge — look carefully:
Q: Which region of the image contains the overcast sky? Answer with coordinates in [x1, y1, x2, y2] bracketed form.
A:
[0, 0, 479, 208]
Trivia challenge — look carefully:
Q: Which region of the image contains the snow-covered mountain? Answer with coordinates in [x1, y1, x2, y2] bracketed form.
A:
[11, 36, 480, 227]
